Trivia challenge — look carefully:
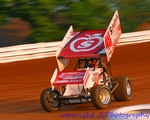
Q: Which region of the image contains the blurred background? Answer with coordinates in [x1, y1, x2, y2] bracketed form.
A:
[0, 0, 149, 47]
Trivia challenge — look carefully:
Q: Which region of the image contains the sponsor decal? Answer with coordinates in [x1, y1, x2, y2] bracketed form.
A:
[58, 72, 85, 79]
[70, 33, 103, 52]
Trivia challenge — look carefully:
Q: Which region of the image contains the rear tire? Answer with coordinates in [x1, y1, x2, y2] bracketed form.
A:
[113, 76, 132, 101]
[40, 88, 61, 112]
[91, 85, 111, 109]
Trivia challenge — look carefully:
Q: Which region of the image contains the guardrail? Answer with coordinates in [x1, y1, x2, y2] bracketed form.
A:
[0, 30, 150, 63]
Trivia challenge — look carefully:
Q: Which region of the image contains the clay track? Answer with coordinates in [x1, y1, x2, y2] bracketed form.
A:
[0, 42, 150, 120]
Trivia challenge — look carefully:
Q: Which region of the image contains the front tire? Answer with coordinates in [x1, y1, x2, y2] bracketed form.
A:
[113, 76, 132, 101]
[91, 85, 111, 109]
[40, 88, 61, 112]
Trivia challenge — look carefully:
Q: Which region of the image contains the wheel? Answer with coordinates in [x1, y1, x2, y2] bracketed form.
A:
[40, 88, 61, 112]
[91, 85, 111, 109]
[113, 76, 132, 101]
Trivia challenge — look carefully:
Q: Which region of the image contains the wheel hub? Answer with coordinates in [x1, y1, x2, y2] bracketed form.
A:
[126, 82, 131, 96]
[99, 89, 110, 104]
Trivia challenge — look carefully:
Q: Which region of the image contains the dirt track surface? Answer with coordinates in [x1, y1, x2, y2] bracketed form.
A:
[0, 42, 150, 120]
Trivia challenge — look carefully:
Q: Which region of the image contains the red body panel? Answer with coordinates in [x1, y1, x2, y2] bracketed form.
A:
[52, 70, 86, 85]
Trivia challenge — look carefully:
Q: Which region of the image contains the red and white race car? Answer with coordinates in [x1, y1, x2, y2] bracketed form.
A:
[40, 10, 132, 112]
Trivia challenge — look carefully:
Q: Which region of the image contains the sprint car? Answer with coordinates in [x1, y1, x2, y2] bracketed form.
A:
[40, 10, 132, 112]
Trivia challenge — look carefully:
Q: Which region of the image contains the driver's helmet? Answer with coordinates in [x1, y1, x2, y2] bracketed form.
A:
[91, 59, 97, 66]
[88, 58, 99, 67]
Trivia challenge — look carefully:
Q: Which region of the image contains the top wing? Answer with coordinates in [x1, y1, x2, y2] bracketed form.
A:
[57, 29, 106, 59]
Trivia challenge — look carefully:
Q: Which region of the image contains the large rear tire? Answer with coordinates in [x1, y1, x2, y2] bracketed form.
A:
[40, 88, 61, 112]
[91, 85, 111, 109]
[113, 76, 132, 101]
